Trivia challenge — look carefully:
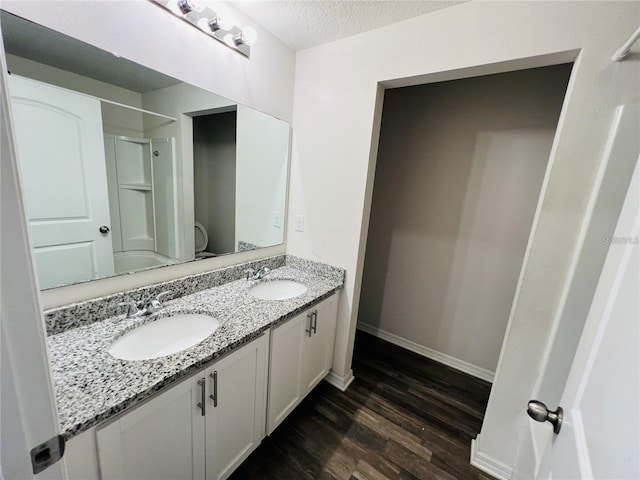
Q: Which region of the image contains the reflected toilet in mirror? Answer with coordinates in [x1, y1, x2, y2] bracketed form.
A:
[194, 222, 216, 259]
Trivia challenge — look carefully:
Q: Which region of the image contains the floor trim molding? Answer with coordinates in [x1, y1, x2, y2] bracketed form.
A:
[357, 323, 495, 383]
[324, 369, 355, 391]
[470, 436, 513, 480]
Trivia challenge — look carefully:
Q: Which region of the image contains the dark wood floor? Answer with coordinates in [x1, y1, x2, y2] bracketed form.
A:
[230, 331, 494, 480]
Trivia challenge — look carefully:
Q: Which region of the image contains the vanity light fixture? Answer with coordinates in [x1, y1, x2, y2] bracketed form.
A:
[176, 0, 204, 15]
[150, 0, 256, 58]
[207, 14, 231, 32]
[233, 26, 257, 47]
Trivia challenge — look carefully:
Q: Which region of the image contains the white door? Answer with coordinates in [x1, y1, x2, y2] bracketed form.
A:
[301, 294, 338, 393]
[266, 313, 305, 434]
[95, 372, 205, 480]
[514, 105, 640, 479]
[8, 75, 114, 288]
[205, 333, 268, 480]
[533, 156, 639, 479]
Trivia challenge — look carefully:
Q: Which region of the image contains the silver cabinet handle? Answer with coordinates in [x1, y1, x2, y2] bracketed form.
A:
[197, 378, 206, 416]
[527, 400, 563, 434]
[305, 312, 313, 337]
[209, 371, 218, 407]
[312, 310, 318, 334]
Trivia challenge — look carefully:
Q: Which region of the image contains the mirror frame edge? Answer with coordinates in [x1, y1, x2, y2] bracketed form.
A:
[40, 243, 287, 309]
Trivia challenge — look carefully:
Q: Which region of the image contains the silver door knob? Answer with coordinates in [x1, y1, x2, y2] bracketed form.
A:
[527, 400, 563, 434]
[99, 225, 110, 234]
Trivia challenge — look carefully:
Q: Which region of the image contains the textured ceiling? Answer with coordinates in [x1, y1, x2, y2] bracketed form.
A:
[228, 0, 465, 51]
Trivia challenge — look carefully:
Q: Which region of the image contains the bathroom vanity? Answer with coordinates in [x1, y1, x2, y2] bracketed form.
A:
[46, 255, 343, 479]
[96, 333, 269, 480]
[0, 8, 340, 479]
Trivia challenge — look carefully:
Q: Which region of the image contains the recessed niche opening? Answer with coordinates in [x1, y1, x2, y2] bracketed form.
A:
[357, 62, 574, 421]
[193, 109, 238, 257]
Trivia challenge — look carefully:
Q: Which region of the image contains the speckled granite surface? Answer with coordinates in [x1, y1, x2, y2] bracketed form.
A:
[44, 256, 288, 335]
[47, 261, 344, 440]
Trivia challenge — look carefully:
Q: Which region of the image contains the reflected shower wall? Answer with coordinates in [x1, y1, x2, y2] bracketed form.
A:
[104, 133, 178, 273]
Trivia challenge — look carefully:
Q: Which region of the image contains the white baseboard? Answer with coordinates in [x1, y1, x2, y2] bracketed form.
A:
[471, 436, 513, 480]
[357, 323, 495, 383]
[323, 369, 355, 391]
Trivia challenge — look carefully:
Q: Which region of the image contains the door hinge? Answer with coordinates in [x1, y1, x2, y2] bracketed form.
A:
[30, 434, 65, 474]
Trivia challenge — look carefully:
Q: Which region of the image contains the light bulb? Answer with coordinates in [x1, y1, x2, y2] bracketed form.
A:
[238, 26, 257, 46]
[223, 33, 235, 48]
[197, 17, 211, 31]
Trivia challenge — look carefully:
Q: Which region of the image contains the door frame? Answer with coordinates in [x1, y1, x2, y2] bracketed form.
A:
[351, 49, 637, 480]
[0, 24, 65, 480]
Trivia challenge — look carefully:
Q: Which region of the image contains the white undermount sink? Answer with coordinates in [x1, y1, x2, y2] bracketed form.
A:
[249, 280, 307, 301]
[109, 314, 220, 361]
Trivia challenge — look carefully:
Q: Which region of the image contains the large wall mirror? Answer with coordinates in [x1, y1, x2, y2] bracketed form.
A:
[1, 11, 290, 290]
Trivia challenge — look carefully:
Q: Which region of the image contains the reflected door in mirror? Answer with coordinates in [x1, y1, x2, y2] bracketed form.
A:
[9, 75, 115, 288]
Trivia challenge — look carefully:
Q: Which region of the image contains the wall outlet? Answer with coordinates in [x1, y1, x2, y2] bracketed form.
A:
[294, 214, 304, 232]
[273, 211, 282, 228]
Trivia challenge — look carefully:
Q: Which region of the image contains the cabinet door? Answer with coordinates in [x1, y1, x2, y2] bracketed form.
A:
[301, 294, 339, 395]
[266, 313, 306, 435]
[96, 373, 205, 480]
[205, 333, 269, 480]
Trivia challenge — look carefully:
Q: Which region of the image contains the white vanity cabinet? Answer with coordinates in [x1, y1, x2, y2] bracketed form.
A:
[96, 373, 205, 480]
[204, 334, 269, 480]
[267, 293, 339, 434]
[95, 333, 268, 480]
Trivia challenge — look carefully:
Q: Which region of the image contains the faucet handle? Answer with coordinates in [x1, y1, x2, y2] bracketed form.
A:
[156, 290, 172, 303]
[144, 290, 173, 313]
[244, 268, 256, 280]
[119, 301, 142, 317]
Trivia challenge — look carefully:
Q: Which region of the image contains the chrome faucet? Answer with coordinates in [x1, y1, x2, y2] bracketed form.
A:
[244, 266, 270, 280]
[119, 291, 172, 318]
[118, 300, 146, 318]
[144, 290, 173, 314]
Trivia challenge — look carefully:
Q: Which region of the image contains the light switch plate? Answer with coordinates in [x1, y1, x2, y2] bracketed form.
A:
[294, 214, 304, 232]
[273, 211, 282, 228]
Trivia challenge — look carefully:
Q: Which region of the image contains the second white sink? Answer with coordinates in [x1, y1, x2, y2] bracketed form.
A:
[249, 280, 307, 300]
[109, 314, 220, 361]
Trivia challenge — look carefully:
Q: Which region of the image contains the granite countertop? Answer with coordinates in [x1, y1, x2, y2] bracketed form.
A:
[47, 264, 343, 439]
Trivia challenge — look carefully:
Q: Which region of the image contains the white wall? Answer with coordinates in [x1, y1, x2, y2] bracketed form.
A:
[359, 65, 571, 376]
[1, 0, 296, 308]
[143, 86, 290, 260]
[236, 105, 289, 249]
[287, 1, 640, 475]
